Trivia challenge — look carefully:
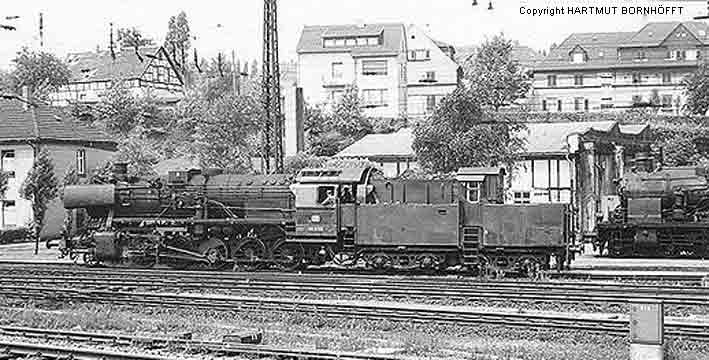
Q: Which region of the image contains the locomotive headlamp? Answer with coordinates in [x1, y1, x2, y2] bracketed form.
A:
[311, 215, 321, 223]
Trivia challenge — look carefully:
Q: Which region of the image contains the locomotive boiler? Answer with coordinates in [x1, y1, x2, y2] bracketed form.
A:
[597, 153, 709, 258]
[57, 164, 573, 275]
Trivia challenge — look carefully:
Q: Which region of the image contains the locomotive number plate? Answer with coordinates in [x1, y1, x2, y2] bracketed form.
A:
[307, 226, 325, 232]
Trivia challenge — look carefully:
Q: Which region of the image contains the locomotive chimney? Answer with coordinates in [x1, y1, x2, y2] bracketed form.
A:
[112, 162, 128, 181]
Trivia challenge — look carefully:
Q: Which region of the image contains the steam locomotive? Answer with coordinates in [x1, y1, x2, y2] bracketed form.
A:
[57, 164, 573, 275]
[597, 153, 709, 258]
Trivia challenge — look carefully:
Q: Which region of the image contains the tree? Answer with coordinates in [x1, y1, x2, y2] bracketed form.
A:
[165, 11, 191, 51]
[465, 34, 530, 111]
[20, 148, 59, 243]
[305, 86, 374, 156]
[12, 48, 71, 96]
[0, 171, 7, 199]
[684, 64, 709, 115]
[412, 87, 526, 173]
[117, 27, 155, 48]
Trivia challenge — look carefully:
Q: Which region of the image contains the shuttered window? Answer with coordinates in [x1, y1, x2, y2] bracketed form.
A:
[362, 60, 387, 76]
[76, 149, 86, 176]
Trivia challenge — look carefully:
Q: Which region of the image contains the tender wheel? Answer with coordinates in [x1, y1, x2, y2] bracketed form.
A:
[232, 238, 266, 271]
[366, 253, 392, 272]
[83, 252, 100, 267]
[270, 241, 305, 271]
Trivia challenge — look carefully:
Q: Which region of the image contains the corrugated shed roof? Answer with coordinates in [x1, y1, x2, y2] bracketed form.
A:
[0, 94, 115, 146]
[336, 128, 414, 158]
[297, 23, 405, 55]
[523, 121, 617, 154]
[65, 46, 177, 83]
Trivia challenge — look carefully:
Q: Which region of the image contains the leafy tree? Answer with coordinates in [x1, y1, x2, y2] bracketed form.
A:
[20, 148, 59, 241]
[117, 27, 155, 48]
[284, 153, 327, 175]
[305, 86, 374, 156]
[465, 34, 530, 111]
[12, 48, 71, 96]
[165, 11, 191, 51]
[0, 171, 7, 199]
[684, 64, 709, 115]
[412, 87, 526, 173]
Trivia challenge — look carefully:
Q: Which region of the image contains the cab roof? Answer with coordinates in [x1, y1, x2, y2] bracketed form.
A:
[296, 167, 372, 184]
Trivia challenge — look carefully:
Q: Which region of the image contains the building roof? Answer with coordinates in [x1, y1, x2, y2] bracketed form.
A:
[336, 128, 415, 159]
[65, 46, 181, 84]
[0, 93, 116, 148]
[336, 122, 650, 160]
[536, 21, 709, 71]
[455, 43, 543, 68]
[622, 21, 708, 47]
[296, 23, 405, 56]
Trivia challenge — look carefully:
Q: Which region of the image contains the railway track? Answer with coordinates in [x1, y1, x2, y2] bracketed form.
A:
[0, 325, 400, 360]
[1, 265, 708, 307]
[1, 284, 709, 341]
[0, 340, 171, 360]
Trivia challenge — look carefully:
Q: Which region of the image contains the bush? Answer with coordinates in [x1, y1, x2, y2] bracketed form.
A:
[0, 227, 31, 245]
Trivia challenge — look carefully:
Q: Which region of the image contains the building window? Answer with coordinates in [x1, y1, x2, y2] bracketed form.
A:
[329, 90, 345, 102]
[513, 192, 531, 204]
[426, 95, 436, 113]
[345, 38, 356, 46]
[662, 72, 671, 84]
[632, 73, 642, 84]
[464, 182, 481, 203]
[675, 50, 686, 60]
[572, 52, 585, 64]
[76, 149, 86, 176]
[542, 100, 548, 112]
[422, 71, 436, 82]
[557, 99, 562, 112]
[409, 49, 431, 61]
[547, 75, 557, 87]
[1, 150, 15, 178]
[362, 60, 387, 76]
[356, 37, 368, 46]
[635, 50, 646, 60]
[366, 37, 380, 46]
[574, 74, 584, 86]
[584, 99, 589, 111]
[662, 95, 673, 108]
[2, 200, 16, 228]
[362, 89, 387, 107]
[331, 62, 344, 79]
[574, 97, 585, 111]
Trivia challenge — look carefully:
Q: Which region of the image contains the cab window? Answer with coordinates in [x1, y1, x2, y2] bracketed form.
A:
[317, 185, 337, 206]
[464, 181, 482, 203]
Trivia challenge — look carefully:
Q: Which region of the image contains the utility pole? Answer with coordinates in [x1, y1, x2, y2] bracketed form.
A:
[262, 0, 284, 174]
[39, 13, 43, 47]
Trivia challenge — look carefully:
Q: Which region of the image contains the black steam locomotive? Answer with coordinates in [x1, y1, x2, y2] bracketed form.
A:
[58, 164, 573, 275]
[597, 153, 709, 258]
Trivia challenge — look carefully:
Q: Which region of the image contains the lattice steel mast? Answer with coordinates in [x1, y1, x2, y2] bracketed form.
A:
[262, 0, 284, 173]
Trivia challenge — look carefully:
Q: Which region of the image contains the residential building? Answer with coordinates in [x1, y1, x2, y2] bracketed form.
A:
[296, 22, 459, 119]
[50, 46, 184, 106]
[405, 25, 460, 118]
[335, 121, 652, 241]
[0, 93, 117, 238]
[532, 22, 709, 113]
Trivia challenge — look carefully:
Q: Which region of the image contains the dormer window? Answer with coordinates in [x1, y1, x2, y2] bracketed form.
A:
[572, 52, 585, 64]
[409, 49, 431, 61]
[323, 36, 380, 48]
[635, 50, 646, 61]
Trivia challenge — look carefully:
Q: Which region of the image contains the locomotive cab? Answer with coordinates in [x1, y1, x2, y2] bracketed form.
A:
[289, 167, 378, 246]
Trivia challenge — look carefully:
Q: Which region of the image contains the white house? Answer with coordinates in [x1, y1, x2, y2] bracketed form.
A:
[296, 22, 460, 119]
[50, 46, 184, 106]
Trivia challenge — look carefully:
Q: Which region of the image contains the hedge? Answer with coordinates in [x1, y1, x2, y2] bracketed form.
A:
[0, 227, 31, 245]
